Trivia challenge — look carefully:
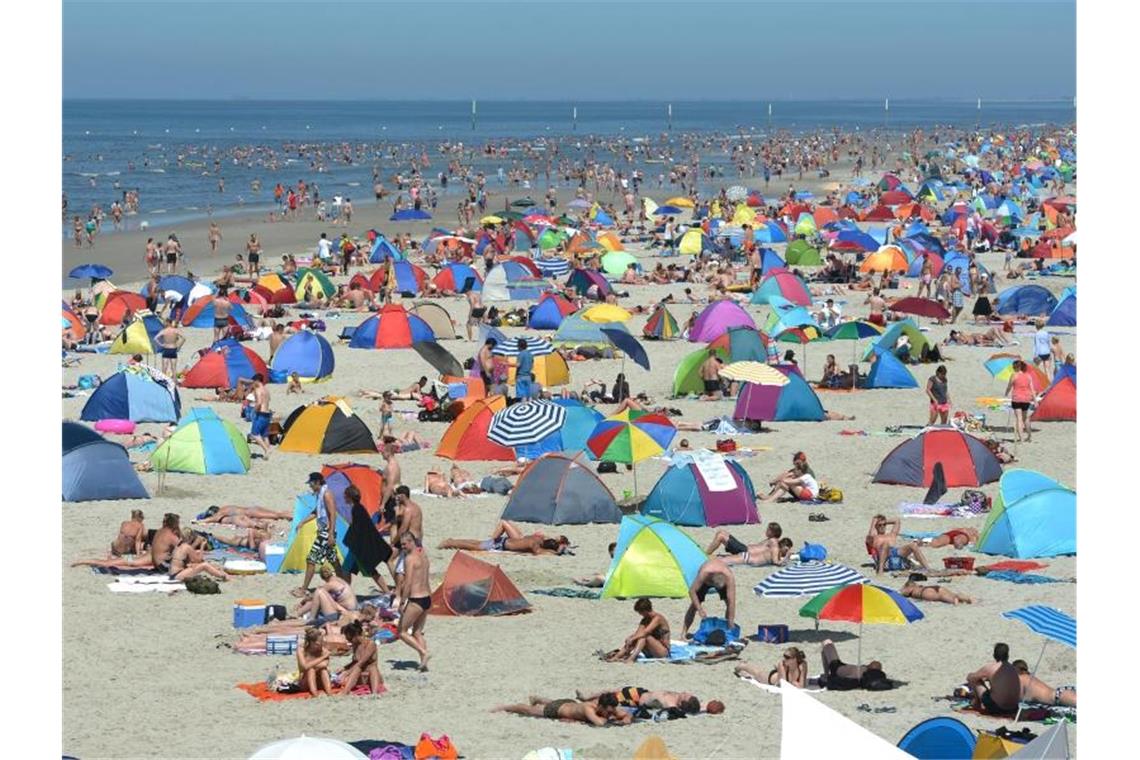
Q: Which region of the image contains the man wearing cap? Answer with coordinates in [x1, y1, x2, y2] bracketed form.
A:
[292, 472, 342, 597]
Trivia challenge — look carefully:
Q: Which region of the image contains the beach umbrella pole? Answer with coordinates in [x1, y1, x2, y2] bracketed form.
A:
[857, 622, 863, 668]
[1014, 640, 1049, 722]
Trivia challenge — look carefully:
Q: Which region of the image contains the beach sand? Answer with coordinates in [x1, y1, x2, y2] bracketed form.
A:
[62, 183, 1076, 758]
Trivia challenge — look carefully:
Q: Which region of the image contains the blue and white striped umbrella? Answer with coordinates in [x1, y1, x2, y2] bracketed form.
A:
[487, 400, 567, 448]
[491, 335, 554, 357]
[754, 562, 868, 598]
[1002, 606, 1076, 649]
[535, 257, 571, 277]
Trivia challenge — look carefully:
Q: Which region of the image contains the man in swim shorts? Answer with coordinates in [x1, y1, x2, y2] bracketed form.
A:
[248, 373, 272, 459]
[395, 532, 431, 671]
[493, 694, 630, 725]
[683, 558, 736, 637]
[705, 524, 792, 566]
[968, 643, 1022, 716]
[699, 349, 724, 399]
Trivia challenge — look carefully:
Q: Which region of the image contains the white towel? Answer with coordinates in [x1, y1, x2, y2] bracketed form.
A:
[691, 450, 736, 492]
[108, 579, 185, 594]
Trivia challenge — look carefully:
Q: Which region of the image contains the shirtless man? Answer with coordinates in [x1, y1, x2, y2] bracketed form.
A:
[154, 320, 184, 378]
[247, 373, 272, 458]
[466, 290, 486, 341]
[493, 694, 630, 726]
[900, 574, 974, 605]
[438, 520, 569, 556]
[268, 323, 288, 361]
[477, 338, 496, 385]
[423, 470, 464, 498]
[1011, 659, 1077, 707]
[111, 510, 147, 556]
[683, 558, 736, 637]
[151, 513, 182, 574]
[865, 515, 930, 574]
[212, 289, 233, 344]
[576, 688, 704, 715]
[968, 643, 1022, 716]
[866, 288, 886, 327]
[699, 349, 723, 400]
[396, 532, 432, 671]
[168, 531, 230, 582]
[705, 524, 792, 567]
[388, 486, 421, 587]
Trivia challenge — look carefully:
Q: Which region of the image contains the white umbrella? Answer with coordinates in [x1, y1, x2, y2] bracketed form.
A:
[249, 736, 367, 760]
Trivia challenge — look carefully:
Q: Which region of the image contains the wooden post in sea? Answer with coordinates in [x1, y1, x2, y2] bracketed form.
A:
[572, 105, 577, 132]
[471, 99, 476, 131]
[667, 103, 673, 131]
[976, 97, 982, 130]
[767, 102, 772, 132]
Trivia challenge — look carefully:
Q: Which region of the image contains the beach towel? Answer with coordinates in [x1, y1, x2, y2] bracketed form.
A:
[948, 698, 1075, 723]
[976, 560, 1049, 573]
[411, 489, 491, 500]
[530, 587, 601, 599]
[897, 502, 979, 518]
[691, 450, 736, 492]
[348, 741, 415, 760]
[980, 571, 1067, 585]
[627, 641, 744, 664]
[737, 673, 825, 694]
[344, 502, 391, 576]
[89, 566, 160, 576]
[236, 681, 386, 702]
[901, 531, 943, 541]
[107, 578, 185, 594]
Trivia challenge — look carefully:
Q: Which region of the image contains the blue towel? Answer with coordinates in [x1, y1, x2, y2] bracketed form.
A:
[983, 571, 1063, 585]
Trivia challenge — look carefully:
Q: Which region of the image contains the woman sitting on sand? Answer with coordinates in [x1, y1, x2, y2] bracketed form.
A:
[605, 598, 671, 663]
[294, 566, 358, 623]
[111, 510, 147, 557]
[439, 520, 570, 556]
[735, 647, 808, 688]
[297, 628, 335, 697]
[900, 574, 974, 605]
[338, 622, 384, 696]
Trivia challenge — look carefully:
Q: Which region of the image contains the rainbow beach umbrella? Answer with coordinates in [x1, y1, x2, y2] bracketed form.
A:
[587, 409, 676, 494]
[800, 583, 923, 665]
[825, 319, 884, 363]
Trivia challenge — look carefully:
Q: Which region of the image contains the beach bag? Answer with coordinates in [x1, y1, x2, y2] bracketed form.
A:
[692, 617, 740, 646]
[413, 733, 458, 760]
[799, 542, 827, 562]
[960, 489, 991, 512]
[756, 624, 789, 644]
[819, 486, 843, 503]
[369, 746, 409, 760]
[715, 439, 737, 453]
[184, 576, 220, 594]
[77, 374, 100, 390]
[597, 461, 617, 474]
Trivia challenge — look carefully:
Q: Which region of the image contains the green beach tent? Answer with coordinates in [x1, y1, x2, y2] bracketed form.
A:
[672, 346, 729, 396]
[786, 240, 823, 267]
[601, 515, 707, 599]
[149, 408, 251, 475]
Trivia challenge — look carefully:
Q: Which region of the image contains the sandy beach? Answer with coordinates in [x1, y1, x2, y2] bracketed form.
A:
[61, 164, 1077, 758]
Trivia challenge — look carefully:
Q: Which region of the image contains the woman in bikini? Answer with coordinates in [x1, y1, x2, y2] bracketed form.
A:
[734, 647, 808, 688]
[297, 628, 335, 697]
[606, 598, 671, 663]
[438, 520, 570, 555]
[925, 527, 978, 550]
[900, 574, 974, 605]
[295, 565, 358, 622]
[338, 621, 383, 696]
[111, 510, 147, 557]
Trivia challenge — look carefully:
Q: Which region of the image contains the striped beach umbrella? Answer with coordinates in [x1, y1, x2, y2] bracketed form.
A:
[534, 257, 571, 278]
[754, 562, 868, 599]
[487, 400, 567, 454]
[587, 410, 676, 493]
[490, 335, 554, 357]
[1002, 605, 1075, 720]
[719, 361, 789, 386]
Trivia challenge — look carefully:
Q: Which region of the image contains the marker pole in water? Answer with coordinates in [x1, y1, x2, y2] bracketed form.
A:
[471, 99, 476, 131]
[977, 97, 982, 130]
[667, 103, 672, 131]
[884, 97, 889, 130]
[573, 106, 577, 131]
[767, 102, 772, 132]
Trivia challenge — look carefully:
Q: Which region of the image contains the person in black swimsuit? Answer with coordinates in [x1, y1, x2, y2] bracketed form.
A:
[606, 598, 671, 662]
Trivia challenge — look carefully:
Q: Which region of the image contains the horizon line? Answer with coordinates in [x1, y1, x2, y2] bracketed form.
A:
[63, 96, 1076, 104]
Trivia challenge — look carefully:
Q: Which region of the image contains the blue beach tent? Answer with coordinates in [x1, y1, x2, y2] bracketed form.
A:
[865, 347, 918, 389]
[978, 469, 1076, 559]
[80, 370, 181, 423]
[1046, 287, 1075, 327]
[996, 285, 1058, 317]
[270, 331, 335, 382]
[62, 422, 149, 502]
[896, 717, 976, 759]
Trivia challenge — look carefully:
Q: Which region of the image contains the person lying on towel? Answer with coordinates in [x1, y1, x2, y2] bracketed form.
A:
[438, 520, 570, 556]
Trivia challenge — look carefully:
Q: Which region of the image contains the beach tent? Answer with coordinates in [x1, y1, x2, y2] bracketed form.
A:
[995, 285, 1058, 317]
[1033, 376, 1076, 421]
[387, 261, 428, 295]
[368, 235, 403, 263]
[1046, 287, 1076, 327]
[98, 291, 147, 326]
[601, 515, 707, 599]
[873, 427, 1003, 487]
[785, 240, 823, 267]
[280, 492, 347, 573]
[600, 251, 638, 276]
[62, 422, 149, 502]
[229, 287, 271, 314]
[763, 295, 820, 337]
[641, 456, 759, 527]
[349, 304, 436, 349]
[63, 305, 87, 341]
[501, 454, 620, 524]
[864, 347, 919, 389]
[688, 300, 757, 342]
[734, 368, 826, 423]
[643, 304, 680, 339]
[108, 314, 162, 355]
[270, 331, 335, 382]
[978, 469, 1075, 558]
[528, 293, 577, 330]
[408, 302, 457, 340]
[549, 398, 604, 453]
[279, 397, 376, 454]
[321, 462, 384, 523]
[294, 268, 336, 302]
[254, 274, 296, 304]
[80, 369, 181, 423]
[895, 718, 976, 759]
[677, 229, 715, 255]
[566, 268, 612, 301]
[751, 269, 813, 307]
[431, 262, 482, 294]
[672, 346, 728, 396]
[436, 396, 514, 461]
[553, 313, 628, 347]
[862, 319, 932, 361]
[504, 350, 570, 389]
[181, 340, 268, 389]
[429, 552, 531, 616]
[709, 326, 770, 361]
[150, 408, 251, 475]
[182, 296, 254, 330]
[483, 262, 548, 302]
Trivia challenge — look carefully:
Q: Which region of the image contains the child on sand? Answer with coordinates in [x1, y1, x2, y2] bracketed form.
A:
[297, 628, 334, 697]
[286, 372, 303, 395]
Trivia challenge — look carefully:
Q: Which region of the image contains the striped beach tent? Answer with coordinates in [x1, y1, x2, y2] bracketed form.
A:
[534, 257, 571, 278]
[754, 562, 868, 598]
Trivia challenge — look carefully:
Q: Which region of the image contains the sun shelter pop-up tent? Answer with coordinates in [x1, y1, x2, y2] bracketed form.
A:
[270, 331, 335, 382]
[862, 319, 932, 361]
[80, 368, 182, 423]
[279, 397, 377, 454]
[502, 453, 621, 524]
[601, 515, 707, 599]
[436, 396, 515, 461]
[1046, 287, 1075, 327]
[640, 453, 759, 527]
[895, 717, 977, 759]
[864, 346, 918, 389]
[181, 340, 268, 389]
[873, 427, 1003, 488]
[995, 284, 1058, 317]
[409, 302, 457, 340]
[528, 293, 577, 330]
[642, 303, 680, 339]
[62, 422, 149, 502]
[280, 491, 348, 572]
[1033, 376, 1076, 422]
[429, 552, 531, 616]
[321, 462, 384, 523]
[349, 304, 436, 349]
[688, 300, 757, 342]
[149, 408, 251, 475]
[977, 469, 1075, 558]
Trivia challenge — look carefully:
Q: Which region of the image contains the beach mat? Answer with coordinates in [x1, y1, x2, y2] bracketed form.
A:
[949, 699, 1075, 723]
[108, 578, 184, 594]
[236, 681, 386, 702]
[89, 566, 159, 576]
[530, 587, 601, 599]
[348, 741, 414, 759]
[980, 571, 1067, 585]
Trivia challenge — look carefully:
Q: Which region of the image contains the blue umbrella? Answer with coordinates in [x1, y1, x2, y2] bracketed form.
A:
[654, 205, 684, 215]
[1002, 605, 1075, 721]
[390, 209, 432, 221]
[69, 264, 113, 280]
[601, 327, 650, 371]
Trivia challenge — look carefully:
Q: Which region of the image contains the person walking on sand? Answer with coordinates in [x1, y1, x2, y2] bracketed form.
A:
[1005, 359, 1038, 443]
[1032, 318, 1053, 380]
[395, 532, 432, 671]
[293, 473, 342, 597]
[212, 288, 233, 344]
[245, 233, 262, 278]
[208, 222, 222, 256]
[248, 373, 273, 459]
[163, 234, 181, 274]
[926, 365, 950, 425]
[155, 319, 184, 378]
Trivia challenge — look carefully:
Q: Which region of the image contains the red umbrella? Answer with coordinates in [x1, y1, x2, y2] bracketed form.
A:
[889, 297, 950, 320]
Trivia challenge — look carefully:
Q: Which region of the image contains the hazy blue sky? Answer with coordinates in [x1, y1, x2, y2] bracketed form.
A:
[64, 1, 1075, 100]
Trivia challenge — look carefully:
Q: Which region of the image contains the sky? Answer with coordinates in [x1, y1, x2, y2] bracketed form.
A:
[63, 1, 1076, 101]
